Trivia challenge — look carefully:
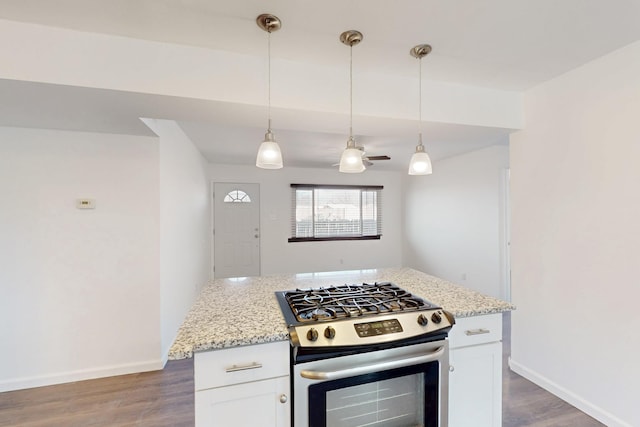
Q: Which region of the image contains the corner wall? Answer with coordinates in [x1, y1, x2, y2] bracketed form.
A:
[509, 41, 640, 427]
[0, 127, 161, 391]
[143, 119, 210, 361]
[403, 145, 510, 299]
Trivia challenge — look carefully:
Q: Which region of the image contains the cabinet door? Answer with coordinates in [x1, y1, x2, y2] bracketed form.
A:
[195, 376, 290, 427]
[449, 341, 502, 427]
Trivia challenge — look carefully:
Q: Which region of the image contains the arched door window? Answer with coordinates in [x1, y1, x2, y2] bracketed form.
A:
[223, 190, 252, 203]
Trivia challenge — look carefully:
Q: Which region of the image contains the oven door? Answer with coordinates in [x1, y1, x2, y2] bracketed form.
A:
[293, 339, 448, 427]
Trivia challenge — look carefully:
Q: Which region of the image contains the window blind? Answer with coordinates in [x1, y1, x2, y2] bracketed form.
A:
[289, 184, 382, 242]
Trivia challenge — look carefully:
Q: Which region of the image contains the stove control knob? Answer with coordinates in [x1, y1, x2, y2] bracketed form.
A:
[306, 328, 319, 342]
[417, 314, 429, 326]
[324, 326, 336, 339]
[431, 312, 443, 324]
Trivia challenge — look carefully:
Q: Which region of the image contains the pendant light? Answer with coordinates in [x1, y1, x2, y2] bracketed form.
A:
[256, 14, 283, 169]
[408, 44, 433, 175]
[339, 30, 365, 173]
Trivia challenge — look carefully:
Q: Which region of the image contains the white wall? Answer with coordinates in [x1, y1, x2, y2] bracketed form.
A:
[143, 119, 210, 361]
[509, 41, 640, 427]
[403, 145, 510, 299]
[209, 164, 403, 275]
[0, 127, 162, 392]
[0, 19, 523, 131]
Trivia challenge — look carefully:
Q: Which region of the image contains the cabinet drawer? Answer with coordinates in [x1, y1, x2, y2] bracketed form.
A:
[449, 313, 502, 349]
[194, 341, 290, 391]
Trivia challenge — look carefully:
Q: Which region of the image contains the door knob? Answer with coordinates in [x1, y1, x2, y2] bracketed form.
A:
[279, 394, 288, 404]
[255, 234, 260, 238]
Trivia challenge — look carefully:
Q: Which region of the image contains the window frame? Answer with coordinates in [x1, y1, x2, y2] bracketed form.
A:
[288, 183, 383, 243]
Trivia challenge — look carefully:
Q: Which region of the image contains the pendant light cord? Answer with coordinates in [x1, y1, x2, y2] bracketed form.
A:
[418, 57, 423, 147]
[267, 29, 272, 132]
[349, 43, 353, 139]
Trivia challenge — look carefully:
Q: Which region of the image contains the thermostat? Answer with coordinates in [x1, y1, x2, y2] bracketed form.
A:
[76, 199, 96, 209]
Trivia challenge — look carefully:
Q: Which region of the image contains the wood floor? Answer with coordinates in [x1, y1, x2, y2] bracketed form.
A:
[0, 315, 604, 426]
[0, 360, 194, 427]
[501, 312, 604, 427]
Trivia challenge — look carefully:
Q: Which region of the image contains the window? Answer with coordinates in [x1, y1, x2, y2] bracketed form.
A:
[223, 190, 251, 203]
[289, 184, 382, 242]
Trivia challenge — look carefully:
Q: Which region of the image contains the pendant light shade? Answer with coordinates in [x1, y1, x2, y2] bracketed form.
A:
[408, 44, 433, 176]
[256, 129, 283, 169]
[256, 14, 283, 169]
[339, 137, 366, 173]
[339, 30, 365, 174]
[408, 143, 433, 175]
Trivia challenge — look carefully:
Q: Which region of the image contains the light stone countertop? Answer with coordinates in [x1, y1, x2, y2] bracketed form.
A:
[168, 267, 515, 360]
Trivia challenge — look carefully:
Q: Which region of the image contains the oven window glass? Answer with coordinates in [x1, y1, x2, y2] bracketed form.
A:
[308, 362, 439, 427]
[327, 374, 423, 426]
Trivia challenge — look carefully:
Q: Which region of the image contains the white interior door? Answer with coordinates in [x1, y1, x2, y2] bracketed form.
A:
[213, 183, 260, 278]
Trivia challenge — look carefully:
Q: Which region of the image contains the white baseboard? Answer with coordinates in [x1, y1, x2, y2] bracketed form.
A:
[0, 359, 163, 393]
[509, 357, 632, 427]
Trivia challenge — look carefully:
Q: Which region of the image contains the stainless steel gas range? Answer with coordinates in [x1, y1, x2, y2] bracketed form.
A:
[276, 282, 455, 427]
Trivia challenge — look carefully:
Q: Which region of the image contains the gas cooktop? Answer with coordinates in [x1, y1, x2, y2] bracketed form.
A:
[276, 282, 454, 348]
[278, 282, 434, 323]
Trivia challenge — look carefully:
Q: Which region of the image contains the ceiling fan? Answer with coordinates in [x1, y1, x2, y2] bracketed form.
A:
[333, 145, 391, 167]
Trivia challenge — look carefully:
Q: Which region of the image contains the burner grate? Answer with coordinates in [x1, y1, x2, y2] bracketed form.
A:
[284, 282, 429, 322]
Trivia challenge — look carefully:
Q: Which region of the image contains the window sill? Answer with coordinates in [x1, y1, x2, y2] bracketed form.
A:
[288, 235, 381, 243]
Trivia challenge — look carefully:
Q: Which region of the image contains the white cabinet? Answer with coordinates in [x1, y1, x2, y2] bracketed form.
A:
[448, 313, 503, 427]
[195, 376, 289, 426]
[194, 341, 290, 427]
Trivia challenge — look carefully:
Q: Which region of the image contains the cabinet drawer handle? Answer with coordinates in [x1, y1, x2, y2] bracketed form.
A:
[465, 328, 490, 336]
[225, 362, 263, 373]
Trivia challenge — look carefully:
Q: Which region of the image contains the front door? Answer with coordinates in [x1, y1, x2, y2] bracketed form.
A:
[213, 183, 260, 278]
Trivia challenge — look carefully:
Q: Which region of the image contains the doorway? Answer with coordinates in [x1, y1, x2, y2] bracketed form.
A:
[501, 168, 511, 302]
[213, 183, 261, 278]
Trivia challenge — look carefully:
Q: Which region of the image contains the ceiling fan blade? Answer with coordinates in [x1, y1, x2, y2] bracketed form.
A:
[366, 155, 391, 161]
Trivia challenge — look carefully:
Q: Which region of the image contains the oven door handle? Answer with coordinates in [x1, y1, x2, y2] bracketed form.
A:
[299, 345, 445, 380]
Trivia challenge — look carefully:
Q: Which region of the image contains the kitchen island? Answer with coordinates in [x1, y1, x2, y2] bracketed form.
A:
[169, 267, 514, 427]
[168, 267, 513, 360]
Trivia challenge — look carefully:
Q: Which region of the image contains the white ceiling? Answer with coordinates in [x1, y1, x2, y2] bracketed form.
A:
[1, 0, 639, 170]
[3, 0, 640, 90]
